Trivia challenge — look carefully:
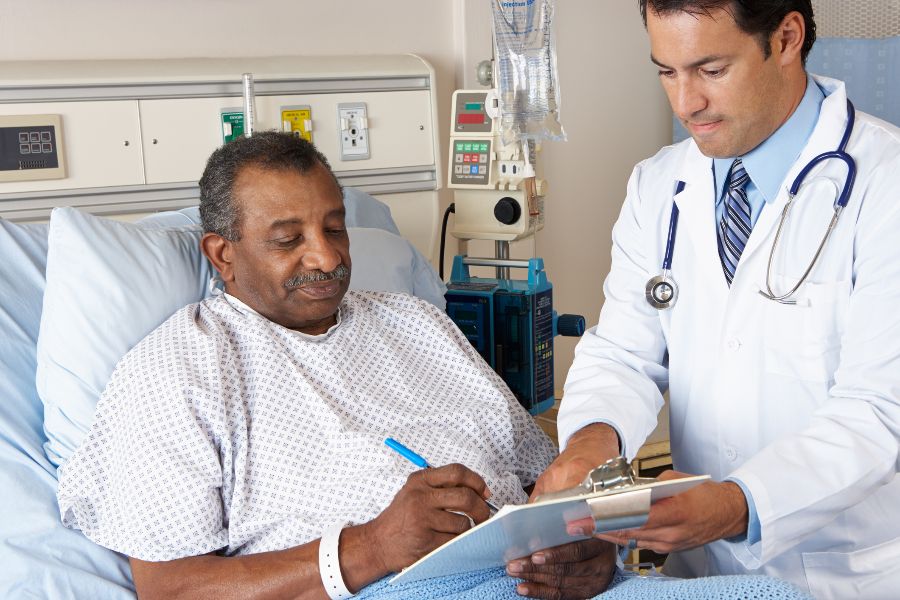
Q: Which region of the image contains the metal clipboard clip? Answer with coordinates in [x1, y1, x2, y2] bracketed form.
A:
[533, 457, 657, 533]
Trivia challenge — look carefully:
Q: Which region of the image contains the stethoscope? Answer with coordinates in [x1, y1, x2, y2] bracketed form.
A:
[646, 99, 857, 310]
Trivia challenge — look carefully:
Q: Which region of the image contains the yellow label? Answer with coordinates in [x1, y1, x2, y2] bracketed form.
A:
[280, 108, 313, 142]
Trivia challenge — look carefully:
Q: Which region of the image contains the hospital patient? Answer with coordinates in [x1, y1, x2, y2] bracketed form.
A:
[56, 131, 617, 600]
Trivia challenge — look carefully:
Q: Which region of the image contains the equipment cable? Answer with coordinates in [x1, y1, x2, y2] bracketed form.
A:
[439, 203, 456, 282]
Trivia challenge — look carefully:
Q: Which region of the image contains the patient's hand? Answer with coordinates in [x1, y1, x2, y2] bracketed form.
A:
[365, 463, 493, 573]
[506, 538, 617, 599]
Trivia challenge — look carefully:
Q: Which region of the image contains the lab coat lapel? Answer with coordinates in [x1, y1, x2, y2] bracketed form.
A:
[673, 143, 729, 297]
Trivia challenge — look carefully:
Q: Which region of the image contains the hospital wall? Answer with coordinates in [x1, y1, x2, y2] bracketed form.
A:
[1, 0, 672, 392]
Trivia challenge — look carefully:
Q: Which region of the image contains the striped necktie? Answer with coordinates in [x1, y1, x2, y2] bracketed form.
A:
[718, 158, 752, 285]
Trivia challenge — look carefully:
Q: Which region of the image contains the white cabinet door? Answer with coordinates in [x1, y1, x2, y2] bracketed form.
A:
[0, 100, 144, 193]
[139, 97, 226, 185]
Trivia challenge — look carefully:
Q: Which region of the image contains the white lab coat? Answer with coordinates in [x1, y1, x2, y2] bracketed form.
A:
[558, 76, 900, 599]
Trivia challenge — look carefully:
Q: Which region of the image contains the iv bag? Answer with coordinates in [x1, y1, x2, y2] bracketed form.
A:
[491, 0, 566, 144]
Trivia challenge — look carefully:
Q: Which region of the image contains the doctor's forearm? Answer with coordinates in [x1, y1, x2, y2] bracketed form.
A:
[531, 423, 623, 498]
[567, 423, 622, 461]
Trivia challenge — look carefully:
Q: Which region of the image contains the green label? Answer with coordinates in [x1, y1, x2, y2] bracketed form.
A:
[221, 112, 244, 144]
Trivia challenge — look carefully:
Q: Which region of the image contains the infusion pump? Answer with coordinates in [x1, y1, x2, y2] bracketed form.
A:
[447, 90, 546, 242]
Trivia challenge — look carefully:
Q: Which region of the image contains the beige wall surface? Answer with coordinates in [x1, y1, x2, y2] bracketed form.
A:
[541, 2, 672, 386]
[0, 0, 672, 385]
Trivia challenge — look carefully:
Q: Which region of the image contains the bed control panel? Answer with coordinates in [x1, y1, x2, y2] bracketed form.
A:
[0, 114, 66, 182]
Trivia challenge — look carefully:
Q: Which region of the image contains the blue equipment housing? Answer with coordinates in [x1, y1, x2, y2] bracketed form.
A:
[445, 256, 584, 415]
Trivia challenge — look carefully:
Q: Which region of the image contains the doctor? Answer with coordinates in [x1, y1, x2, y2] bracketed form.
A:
[523, 1, 900, 598]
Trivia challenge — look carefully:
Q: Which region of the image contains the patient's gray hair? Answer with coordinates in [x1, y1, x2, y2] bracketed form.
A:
[198, 131, 342, 241]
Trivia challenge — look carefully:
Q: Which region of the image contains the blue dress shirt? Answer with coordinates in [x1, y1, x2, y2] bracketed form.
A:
[714, 75, 825, 546]
[713, 75, 824, 228]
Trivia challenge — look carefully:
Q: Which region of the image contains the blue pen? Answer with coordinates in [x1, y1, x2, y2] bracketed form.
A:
[384, 437, 501, 512]
[384, 437, 430, 468]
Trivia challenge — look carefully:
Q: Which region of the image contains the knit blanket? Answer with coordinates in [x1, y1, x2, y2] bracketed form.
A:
[355, 567, 813, 599]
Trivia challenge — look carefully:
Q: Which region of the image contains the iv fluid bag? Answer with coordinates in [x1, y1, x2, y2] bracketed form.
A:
[492, 0, 566, 144]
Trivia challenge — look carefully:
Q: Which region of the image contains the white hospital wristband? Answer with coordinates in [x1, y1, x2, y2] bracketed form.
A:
[319, 523, 354, 599]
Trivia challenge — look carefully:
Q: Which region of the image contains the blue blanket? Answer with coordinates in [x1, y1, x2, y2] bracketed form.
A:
[356, 567, 812, 599]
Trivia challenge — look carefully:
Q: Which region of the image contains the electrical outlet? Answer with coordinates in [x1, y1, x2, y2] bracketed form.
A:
[337, 102, 369, 161]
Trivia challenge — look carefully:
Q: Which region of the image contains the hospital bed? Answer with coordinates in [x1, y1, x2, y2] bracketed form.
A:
[2, 191, 822, 600]
[0, 188, 817, 600]
[0, 188, 444, 598]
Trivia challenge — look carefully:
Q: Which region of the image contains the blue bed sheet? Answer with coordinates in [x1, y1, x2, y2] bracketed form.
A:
[0, 219, 135, 598]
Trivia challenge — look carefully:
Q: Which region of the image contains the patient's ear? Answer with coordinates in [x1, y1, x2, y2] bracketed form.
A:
[201, 232, 235, 282]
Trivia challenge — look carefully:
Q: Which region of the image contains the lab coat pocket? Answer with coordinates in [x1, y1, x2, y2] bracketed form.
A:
[762, 279, 850, 382]
[802, 538, 900, 600]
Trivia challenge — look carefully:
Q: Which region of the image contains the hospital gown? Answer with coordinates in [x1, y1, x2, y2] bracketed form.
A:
[57, 290, 557, 562]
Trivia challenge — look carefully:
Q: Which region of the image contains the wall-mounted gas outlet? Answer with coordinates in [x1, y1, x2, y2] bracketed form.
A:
[220, 108, 244, 144]
[281, 105, 313, 142]
[337, 102, 369, 161]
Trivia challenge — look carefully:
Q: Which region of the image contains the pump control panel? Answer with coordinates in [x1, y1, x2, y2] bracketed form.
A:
[451, 139, 492, 185]
[450, 91, 493, 186]
[0, 114, 66, 182]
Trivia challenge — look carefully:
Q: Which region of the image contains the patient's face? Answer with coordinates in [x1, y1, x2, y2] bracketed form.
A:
[225, 163, 351, 334]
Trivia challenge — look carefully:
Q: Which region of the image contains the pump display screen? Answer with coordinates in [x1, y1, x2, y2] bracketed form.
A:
[453, 92, 491, 134]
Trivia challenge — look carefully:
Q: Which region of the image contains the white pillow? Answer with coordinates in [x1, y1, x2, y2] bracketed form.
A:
[36, 208, 214, 467]
[36, 208, 444, 467]
[348, 227, 447, 310]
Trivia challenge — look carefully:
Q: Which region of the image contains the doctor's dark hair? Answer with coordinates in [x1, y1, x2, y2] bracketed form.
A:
[638, 0, 816, 64]
[199, 130, 342, 241]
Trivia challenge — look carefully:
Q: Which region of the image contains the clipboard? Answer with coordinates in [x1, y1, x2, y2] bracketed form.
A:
[390, 473, 709, 584]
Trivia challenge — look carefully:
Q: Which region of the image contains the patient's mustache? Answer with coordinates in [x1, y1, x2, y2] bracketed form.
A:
[283, 264, 350, 289]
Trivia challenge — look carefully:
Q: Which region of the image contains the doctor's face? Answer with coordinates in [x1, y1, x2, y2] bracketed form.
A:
[647, 7, 799, 158]
[214, 163, 351, 334]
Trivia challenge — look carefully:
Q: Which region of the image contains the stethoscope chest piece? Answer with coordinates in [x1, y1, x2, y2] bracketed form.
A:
[646, 274, 678, 310]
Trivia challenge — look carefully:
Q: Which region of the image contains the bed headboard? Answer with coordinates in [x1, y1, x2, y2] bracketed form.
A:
[0, 55, 442, 260]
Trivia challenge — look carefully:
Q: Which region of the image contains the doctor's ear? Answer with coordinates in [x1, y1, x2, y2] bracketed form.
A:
[201, 232, 236, 283]
[771, 11, 806, 67]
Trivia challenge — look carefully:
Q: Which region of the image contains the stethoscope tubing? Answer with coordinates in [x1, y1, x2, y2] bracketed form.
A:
[661, 182, 684, 271]
[648, 99, 857, 309]
[788, 151, 856, 208]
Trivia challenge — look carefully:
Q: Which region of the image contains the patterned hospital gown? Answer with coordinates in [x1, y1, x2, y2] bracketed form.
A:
[57, 291, 558, 562]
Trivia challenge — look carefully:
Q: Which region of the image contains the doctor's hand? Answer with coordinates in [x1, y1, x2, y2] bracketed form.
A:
[364, 463, 493, 574]
[585, 470, 750, 554]
[507, 538, 617, 599]
[529, 423, 622, 500]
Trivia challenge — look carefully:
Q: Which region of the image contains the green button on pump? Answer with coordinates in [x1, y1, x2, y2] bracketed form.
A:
[464, 102, 484, 111]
